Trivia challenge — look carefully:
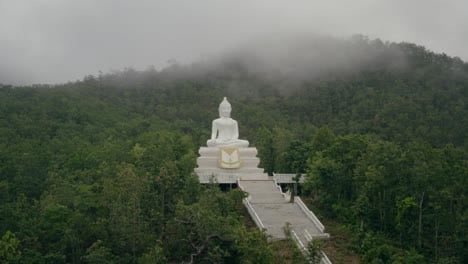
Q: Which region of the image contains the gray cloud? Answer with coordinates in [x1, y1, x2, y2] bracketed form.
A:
[0, 0, 467, 85]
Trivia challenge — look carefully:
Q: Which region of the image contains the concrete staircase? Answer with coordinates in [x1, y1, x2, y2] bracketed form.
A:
[239, 179, 331, 263]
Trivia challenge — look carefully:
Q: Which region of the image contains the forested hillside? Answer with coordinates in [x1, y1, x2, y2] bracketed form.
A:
[1, 36, 467, 263]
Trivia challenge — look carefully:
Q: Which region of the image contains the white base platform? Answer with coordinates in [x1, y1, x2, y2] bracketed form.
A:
[195, 147, 268, 183]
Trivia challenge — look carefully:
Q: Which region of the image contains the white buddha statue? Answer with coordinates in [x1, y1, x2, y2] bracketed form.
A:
[207, 97, 249, 148]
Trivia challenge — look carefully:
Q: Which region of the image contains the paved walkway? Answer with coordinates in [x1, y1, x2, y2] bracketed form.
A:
[239, 179, 331, 263]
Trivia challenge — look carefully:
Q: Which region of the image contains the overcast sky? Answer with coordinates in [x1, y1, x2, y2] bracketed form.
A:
[1, 0, 467, 85]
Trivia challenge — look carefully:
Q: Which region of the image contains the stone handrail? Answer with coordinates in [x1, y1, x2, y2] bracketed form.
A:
[291, 230, 306, 251]
[303, 230, 332, 264]
[273, 178, 291, 201]
[321, 251, 332, 264]
[295, 197, 326, 233]
[242, 199, 265, 229]
[293, 229, 332, 264]
[238, 180, 265, 229]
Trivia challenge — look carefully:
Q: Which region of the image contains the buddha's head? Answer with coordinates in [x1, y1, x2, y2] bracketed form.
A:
[218, 97, 231, 118]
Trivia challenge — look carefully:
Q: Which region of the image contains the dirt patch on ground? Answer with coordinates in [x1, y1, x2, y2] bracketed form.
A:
[302, 198, 361, 264]
[321, 222, 361, 264]
[270, 240, 308, 264]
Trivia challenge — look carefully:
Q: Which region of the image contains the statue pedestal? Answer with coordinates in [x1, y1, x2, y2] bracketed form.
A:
[195, 147, 268, 183]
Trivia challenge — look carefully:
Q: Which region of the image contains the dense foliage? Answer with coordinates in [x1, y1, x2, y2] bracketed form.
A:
[0, 36, 467, 263]
[304, 129, 466, 263]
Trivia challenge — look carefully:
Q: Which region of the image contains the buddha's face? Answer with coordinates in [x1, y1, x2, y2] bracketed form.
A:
[219, 106, 231, 118]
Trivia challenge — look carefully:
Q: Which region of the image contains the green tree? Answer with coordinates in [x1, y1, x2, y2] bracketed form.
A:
[102, 163, 150, 262]
[82, 240, 115, 264]
[255, 127, 275, 175]
[0, 231, 21, 263]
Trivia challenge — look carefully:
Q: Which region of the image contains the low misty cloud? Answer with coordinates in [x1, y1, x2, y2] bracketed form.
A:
[216, 34, 408, 80]
[0, 0, 467, 85]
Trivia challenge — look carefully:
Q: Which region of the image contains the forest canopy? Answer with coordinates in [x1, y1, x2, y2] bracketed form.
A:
[0, 36, 467, 263]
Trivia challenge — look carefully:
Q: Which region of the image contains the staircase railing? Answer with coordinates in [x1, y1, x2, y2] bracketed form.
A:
[238, 179, 265, 229]
[295, 197, 326, 234]
[273, 178, 291, 201]
[293, 229, 332, 264]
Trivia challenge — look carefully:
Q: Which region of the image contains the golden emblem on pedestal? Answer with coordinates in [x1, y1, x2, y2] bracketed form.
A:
[218, 147, 242, 169]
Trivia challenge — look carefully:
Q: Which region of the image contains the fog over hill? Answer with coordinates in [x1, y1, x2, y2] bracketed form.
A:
[1, 0, 467, 85]
[197, 34, 408, 79]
